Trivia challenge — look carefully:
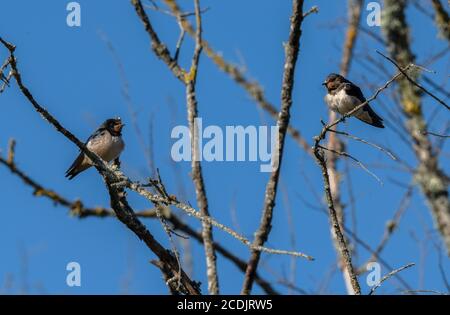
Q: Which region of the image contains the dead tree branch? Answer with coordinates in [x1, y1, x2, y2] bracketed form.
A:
[0, 147, 279, 294]
[377, 51, 450, 111]
[159, 0, 313, 155]
[326, 0, 363, 295]
[132, 0, 220, 293]
[131, 0, 186, 82]
[241, 0, 305, 295]
[431, 0, 450, 42]
[312, 60, 413, 295]
[382, 0, 450, 255]
[0, 36, 202, 294]
[313, 144, 362, 294]
[424, 130, 450, 138]
[1, 37, 312, 266]
[368, 263, 415, 295]
[185, 0, 219, 295]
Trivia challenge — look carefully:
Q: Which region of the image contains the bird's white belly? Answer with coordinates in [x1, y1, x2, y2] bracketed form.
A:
[103, 136, 125, 162]
[87, 134, 125, 163]
[325, 89, 361, 115]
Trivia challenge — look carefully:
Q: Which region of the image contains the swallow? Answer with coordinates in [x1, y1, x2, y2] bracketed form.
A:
[65, 118, 125, 180]
[323, 73, 384, 128]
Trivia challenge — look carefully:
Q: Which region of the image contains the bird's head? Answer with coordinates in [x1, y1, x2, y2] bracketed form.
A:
[104, 117, 125, 136]
[322, 73, 345, 92]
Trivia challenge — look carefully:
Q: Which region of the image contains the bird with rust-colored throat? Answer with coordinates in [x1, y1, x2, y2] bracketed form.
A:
[323, 73, 384, 128]
[65, 118, 125, 180]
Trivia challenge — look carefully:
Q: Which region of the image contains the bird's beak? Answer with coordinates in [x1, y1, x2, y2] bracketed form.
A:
[322, 81, 327, 86]
[114, 122, 125, 133]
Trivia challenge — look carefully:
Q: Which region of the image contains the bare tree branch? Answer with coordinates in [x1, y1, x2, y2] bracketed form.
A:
[377, 50, 450, 111]
[184, 0, 219, 295]
[368, 263, 415, 295]
[313, 143, 362, 294]
[160, 0, 313, 155]
[424, 130, 450, 138]
[133, 0, 221, 293]
[1, 37, 313, 265]
[326, 0, 363, 295]
[328, 128, 397, 161]
[402, 289, 448, 295]
[340, 0, 363, 76]
[0, 36, 203, 294]
[430, 0, 450, 42]
[312, 59, 414, 296]
[0, 146, 280, 294]
[241, 0, 305, 295]
[382, 0, 450, 255]
[317, 144, 382, 184]
[131, 0, 186, 82]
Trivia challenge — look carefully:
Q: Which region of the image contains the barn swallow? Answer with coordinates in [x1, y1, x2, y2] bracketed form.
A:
[65, 118, 125, 180]
[323, 73, 384, 128]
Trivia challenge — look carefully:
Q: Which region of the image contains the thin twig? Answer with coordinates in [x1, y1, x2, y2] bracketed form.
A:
[376, 50, 450, 111]
[303, 6, 319, 18]
[402, 289, 448, 295]
[146, 0, 210, 19]
[328, 129, 397, 161]
[318, 145, 382, 185]
[174, 25, 185, 61]
[131, 0, 186, 82]
[431, 239, 450, 292]
[423, 130, 450, 138]
[368, 263, 415, 295]
[430, 0, 450, 42]
[134, 181, 314, 260]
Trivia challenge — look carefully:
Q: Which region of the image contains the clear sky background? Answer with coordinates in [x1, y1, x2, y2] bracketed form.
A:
[0, 0, 449, 294]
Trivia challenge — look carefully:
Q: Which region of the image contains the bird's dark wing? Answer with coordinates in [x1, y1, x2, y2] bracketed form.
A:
[343, 82, 366, 103]
[359, 104, 384, 128]
[86, 127, 107, 144]
[343, 82, 384, 128]
[65, 151, 86, 179]
[65, 127, 107, 179]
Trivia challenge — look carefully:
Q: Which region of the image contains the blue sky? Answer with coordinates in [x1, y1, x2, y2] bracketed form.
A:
[0, 0, 449, 294]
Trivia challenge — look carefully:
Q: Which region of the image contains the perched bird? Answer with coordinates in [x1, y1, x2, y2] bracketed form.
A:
[323, 73, 384, 128]
[65, 118, 125, 180]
